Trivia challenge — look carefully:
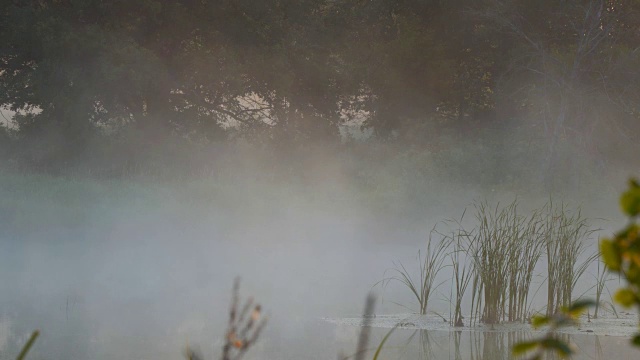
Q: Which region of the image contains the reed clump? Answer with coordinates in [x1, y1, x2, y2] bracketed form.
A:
[381, 199, 597, 327]
[466, 201, 545, 325]
[454, 200, 598, 325]
[542, 202, 597, 317]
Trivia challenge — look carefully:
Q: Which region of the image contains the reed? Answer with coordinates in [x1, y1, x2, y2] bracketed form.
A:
[594, 260, 607, 319]
[467, 201, 545, 324]
[509, 208, 545, 323]
[443, 215, 475, 327]
[379, 227, 451, 315]
[542, 202, 597, 316]
[385, 199, 597, 326]
[592, 258, 618, 319]
[16, 331, 39, 360]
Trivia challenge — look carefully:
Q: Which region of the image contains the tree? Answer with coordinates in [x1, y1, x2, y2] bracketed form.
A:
[0, 0, 356, 165]
[477, 0, 640, 188]
[2, 0, 639, 173]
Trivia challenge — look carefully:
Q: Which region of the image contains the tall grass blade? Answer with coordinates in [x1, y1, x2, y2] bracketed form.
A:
[16, 330, 39, 360]
[372, 325, 399, 360]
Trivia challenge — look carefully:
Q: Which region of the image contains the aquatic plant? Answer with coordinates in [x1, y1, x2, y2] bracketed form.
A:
[515, 178, 640, 358]
[591, 259, 618, 319]
[339, 293, 403, 360]
[467, 201, 545, 324]
[378, 227, 451, 315]
[381, 198, 597, 328]
[185, 278, 267, 360]
[442, 214, 475, 327]
[601, 178, 640, 345]
[16, 330, 39, 360]
[371, 325, 399, 360]
[593, 261, 607, 319]
[542, 202, 597, 317]
[512, 299, 594, 359]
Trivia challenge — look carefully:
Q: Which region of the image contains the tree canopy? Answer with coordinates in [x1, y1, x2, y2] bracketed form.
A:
[1, 0, 639, 174]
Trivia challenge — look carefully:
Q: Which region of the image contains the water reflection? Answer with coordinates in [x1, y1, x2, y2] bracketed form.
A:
[337, 327, 630, 360]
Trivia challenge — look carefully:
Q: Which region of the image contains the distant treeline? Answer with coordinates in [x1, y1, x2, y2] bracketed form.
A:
[0, 0, 639, 180]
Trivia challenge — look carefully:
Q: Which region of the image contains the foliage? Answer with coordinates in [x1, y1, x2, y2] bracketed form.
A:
[512, 300, 595, 359]
[514, 178, 640, 358]
[600, 178, 640, 345]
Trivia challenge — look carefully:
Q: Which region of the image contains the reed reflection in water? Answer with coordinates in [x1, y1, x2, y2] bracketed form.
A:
[336, 326, 630, 360]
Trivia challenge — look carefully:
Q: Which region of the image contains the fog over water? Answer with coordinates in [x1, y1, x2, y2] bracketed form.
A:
[0, 147, 635, 359]
[3, 1, 640, 358]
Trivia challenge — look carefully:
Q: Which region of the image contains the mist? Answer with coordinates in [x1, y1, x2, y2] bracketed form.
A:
[1, 139, 633, 359]
[2, 1, 640, 359]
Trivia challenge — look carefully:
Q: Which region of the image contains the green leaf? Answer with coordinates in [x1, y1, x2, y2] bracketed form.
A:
[566, 299, 596, 317]
[632, 334, 640, 347]
[620, 182, 640, 217]
[512, 340, 539, 355]
[614, 288, 636, 308]
[600, 239, 621, 271]
[531, 315, 549, 328]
